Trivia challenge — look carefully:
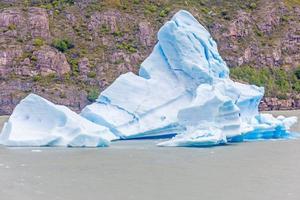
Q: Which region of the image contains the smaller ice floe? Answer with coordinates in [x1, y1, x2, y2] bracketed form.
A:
[31, 149, 42, 152]
[157, 127, 226, 147]
[0, 94, 117, 147]
[241, 114, 298, 140]
[159, 114, 297, 147]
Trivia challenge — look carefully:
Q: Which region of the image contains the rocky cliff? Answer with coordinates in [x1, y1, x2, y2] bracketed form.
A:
[0, 0, 299, 114]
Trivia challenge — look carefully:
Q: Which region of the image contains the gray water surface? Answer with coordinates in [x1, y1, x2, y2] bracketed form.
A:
[0, 111, 300, 200]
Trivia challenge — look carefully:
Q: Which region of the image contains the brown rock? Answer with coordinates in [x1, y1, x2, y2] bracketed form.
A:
[0, 46, 22, 76]
[32, 46, 70, 76]
[78, 57, 90, 74]
[226, 11, 253, 38]
[88, 10, 134, 35]
[14, 58, 37, 76]
[138, 21, 155, 47]
[0, 8, 23, 28]
[256, 8, 281, 34]
[260, 96, 300, 111]
[28, 7, 50, 39]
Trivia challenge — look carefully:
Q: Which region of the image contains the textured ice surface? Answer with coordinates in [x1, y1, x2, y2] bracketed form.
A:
[81, 10, 232, 139]
[241, 114, 298, 140]
[81, 10, 296, 146]
[157, 127, 227, 147]
[0, 10, 297, 147]
[0, 94, 117, 147]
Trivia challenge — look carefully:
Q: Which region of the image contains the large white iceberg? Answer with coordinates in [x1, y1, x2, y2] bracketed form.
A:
[0, 10, 298, 147]
[81, 10, 234, 139]
[81, 10, 297, 145]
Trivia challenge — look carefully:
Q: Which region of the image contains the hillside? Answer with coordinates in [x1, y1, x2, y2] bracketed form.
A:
[0, 0, 299, 114]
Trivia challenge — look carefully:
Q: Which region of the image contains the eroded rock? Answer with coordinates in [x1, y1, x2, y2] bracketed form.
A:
[32, 46, 70, 76]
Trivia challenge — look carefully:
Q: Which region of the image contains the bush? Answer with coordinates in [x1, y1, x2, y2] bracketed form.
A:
[87, 71, 97, 78]
[33, 75, 41, 82]
[230, 66, 300, 97]
[117, 42, 137, 53]
[249, 3, 257, 10]
[52, 38, 74, 52]
[40, 3, 53, 9]
[87, 88, 99, 102]
[33, 38, 44, 47]
[112, 30, 123, 37]
[145, 4, 157, 13]
[8, 24, 16, 30]
[295, 67, 300, 79]
[105, 0, 121, 7]
[281, 15, 290, 22]
[30, 55, 38, 62]
[159, 8, 170, 17]
[68, 58, 79, 76]
[100, 25, 110, 34]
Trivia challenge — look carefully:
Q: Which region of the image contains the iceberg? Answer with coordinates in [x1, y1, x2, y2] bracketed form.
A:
[0, 94, 117, 147]
[81, 10, 297, 146]
[81, 10, 232, 139]
[0, 10, 297, 147]
[157, 127, 227, 147]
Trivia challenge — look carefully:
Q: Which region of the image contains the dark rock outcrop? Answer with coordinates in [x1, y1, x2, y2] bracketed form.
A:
[32, 46, 70, 76]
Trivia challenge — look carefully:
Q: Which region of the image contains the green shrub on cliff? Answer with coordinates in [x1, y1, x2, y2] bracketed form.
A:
[32, 0, 75, 10]
[248, 2, 257, 10]
[33, 38, 44, 47]
[230, 66, 300, 97]
[33, 75, 41, 82]
[87, 88, 99, 102]
[159, 7, 170, 17]
[67, 58, 79, 76]
[295, 67, 300, 79]
[52, 38, 74, 52]
[117, 42, 137, 53]
[87, 71, 97, 78]
[145, 4, 157, 13]
[8, 24, 16, 30]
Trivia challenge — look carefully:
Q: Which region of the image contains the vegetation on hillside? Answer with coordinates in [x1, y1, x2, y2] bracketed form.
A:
[230, 66, 300, 99]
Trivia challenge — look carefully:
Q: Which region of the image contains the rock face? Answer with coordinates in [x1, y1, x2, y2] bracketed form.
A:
[138, 21, 155, 47]
[28, 7, 50, 39]
[260, 96, 300, 111]
[210, 1, 300, 69]
[0, 7, 50, 41]
[88, 10, 128, 34]
[0, 46, 22, 76]
[0, 9, 23, 28]
[0, 0, 299, 115]
[0, 80, 89, 115]
[32, 46, 70, 76]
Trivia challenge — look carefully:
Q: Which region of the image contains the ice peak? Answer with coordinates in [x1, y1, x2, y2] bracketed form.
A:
[156, 10, 229, 83]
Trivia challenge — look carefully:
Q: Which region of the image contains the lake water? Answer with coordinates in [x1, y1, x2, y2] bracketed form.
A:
[0, 110, 300, 200]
